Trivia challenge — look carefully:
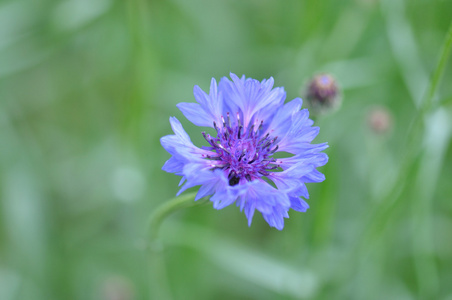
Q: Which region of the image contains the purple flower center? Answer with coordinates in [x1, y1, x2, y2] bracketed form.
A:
[202, 113, 280, 186]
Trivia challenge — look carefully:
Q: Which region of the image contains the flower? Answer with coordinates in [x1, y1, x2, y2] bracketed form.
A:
[161, 73, 328, 230]
[305, 73, 341, 114]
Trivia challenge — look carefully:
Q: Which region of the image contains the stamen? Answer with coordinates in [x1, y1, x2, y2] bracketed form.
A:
[268, 145, 279, 154]
[238, 125, 243, 139]
[269, 145, 279, 154]
[206, 155, 222, 160]
[248, 154, 258, 164]
[238, 151, 245, 162]
[217, 144, 230, 154]
[202, 114, 281, 185]
[248, 125, 255, 138]
[258, 133, 270, 145]
[202, 132, 212, 144]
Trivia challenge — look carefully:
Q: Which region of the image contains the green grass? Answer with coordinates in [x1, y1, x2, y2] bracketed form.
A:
[1, 0, 452, 299]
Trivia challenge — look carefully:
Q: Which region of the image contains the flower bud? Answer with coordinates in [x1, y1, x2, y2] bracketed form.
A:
[304, 74, 341, 114]
[368, 107, 392, 134]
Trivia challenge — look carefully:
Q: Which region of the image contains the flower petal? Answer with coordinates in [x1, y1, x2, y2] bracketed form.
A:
[177, 102, 213, 127]
[233, 180, 291, 229]
[289, 196, 309, 212]
[264, 97, 303, 140]
[178, 78, 223, 128]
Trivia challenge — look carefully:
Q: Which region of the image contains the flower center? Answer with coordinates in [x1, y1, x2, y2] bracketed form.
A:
[202, 113, 280, 186]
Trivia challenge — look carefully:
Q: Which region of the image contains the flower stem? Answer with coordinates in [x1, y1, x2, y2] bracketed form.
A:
[408, 22, 452, 297]
[147, 192, 208, 243]
[146, 192, 209, 300]
[422, 20, 452, 112]
[330, 19, 452, 294]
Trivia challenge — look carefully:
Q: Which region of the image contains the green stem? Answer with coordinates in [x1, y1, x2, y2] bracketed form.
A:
[146, 193, 209, 300]
[147, 192, 208, 245]
[403, 20, 452, 164]
[422, 20, 452, 113]
[410, 21, 452, 298]
[331, 19, 452, 292]
[439, 95, 452, 107]
[364, 18, 452, 259]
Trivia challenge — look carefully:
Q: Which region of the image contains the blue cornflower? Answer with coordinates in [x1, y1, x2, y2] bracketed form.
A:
[161, 74, 328, 230]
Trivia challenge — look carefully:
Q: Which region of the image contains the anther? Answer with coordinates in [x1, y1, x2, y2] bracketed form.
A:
[206, 155, 222, 161]
[202, 132, 210, 142]
[248, 125, 255, 138]
[269, 145, 279, 154]
[238, 151, 246, 162]
[217, 144, 230, 154]
[258, 133, 270, 144]
[248, 153, 258, 164]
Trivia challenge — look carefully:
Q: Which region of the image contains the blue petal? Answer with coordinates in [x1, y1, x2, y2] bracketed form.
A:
[289, 196, 309, 212]
[279, 152, 329, 170]
[177, 102, 214, 127]
[218, 76, 240, 117]
[177, 163, 223, 196]
[162, 157, 184, 173]
[262, 205, 289, 230]
[233, 180, 291, 229]
[169, 117, 191, 143]
[178, 78, 223, 128]
[301, 169, 326, 183]
[209, 175, 243, 209]
[160, 117, 212, 191]
[210, 188, 239, 209]
[277, 108, 325, 154]
[244, 202, 256, 226]
[220, 73, 286, 127]
[220, 74, 248, 121]
[195, 78, 223, 120]
[264, 97, 303, 141]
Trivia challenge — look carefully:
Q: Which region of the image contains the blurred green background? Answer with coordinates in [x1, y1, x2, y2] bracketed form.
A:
[1, 0, 452, 299]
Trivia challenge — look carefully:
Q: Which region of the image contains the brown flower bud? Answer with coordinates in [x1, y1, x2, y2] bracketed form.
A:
[305, 74, 341, 114]
[368, 107, 392, 134]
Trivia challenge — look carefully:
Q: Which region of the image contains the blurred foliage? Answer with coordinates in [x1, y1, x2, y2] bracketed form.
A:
[1, 0, 452, 299]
